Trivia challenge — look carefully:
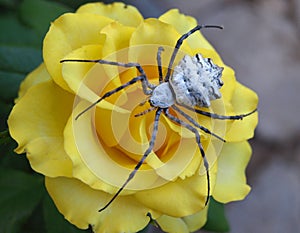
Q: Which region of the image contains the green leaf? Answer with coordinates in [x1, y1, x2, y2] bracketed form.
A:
[137, 224, 151, 233]
[0, 168, 44, 233]
[21, 201, 46, 233]
[0, 102, 12, 130]
[0, 130, 33, 172]
[203, 198, 230, 232]
[19, 0, 72, 38]
[0, 45, 42, 105]
[0, 13, 40, 47]
[0, 71, 24, 101]
[43, 193, 90, 233]
[0, 130, 10, 144]
[0, 0, 19, 9]
[0, 45, 41, 74]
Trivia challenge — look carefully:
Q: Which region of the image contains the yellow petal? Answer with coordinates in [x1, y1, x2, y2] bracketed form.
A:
[129, 18, 192, 67]
[63, 104, 131, 194]
[16, 63, 50, 102]
[99, 22, 136, 103]
[61, 45, 131, 113]
[8, 80, 73, 177]
[77, 2, 143, 27]
[159, 9, 215, 51]
[220, 65, 236, 102]
[154, 205, 209, 232]
[213, 141, 251, 203]
[61, 23, 135, 95]
[224, 82, 259, 141]
[183, 205, 209, 231]
[156, 215, 189, 233]
[45, 177, 155, 233]
[64, 101, 170, 193]
[43, 13, 112, 91]
[135, 163, 217, 217]
[61, 44, 106, 94]
[101, 22, 135, 58]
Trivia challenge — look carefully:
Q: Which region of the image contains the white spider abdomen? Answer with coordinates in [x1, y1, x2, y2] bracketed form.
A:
[169, 54, 224, 107]
[149, 82, 175, 108]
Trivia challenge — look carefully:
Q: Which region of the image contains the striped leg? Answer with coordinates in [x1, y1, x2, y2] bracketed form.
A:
[99, 108, 163, 212]
[181, 104, 257, 120]
[171, 105, 225, 142]
[164, 108, 211, 205]
[75, 75, 147, 120]
[156, 46, 164, 83]
[164, 25, 223, 82]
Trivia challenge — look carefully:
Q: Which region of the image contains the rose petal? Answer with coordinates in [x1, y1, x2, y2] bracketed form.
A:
[156, 209, 209, 233]
[135, 163, 217, 217]
[213, 141, 252, 203]
[224, 82, 259, 141]
[156, 215, 189, 233]
[43, 13, 112, 91]
[16, 63, 50, 102]
[99, 22, 137, 105]
[61, 44, 132, 117]
[129, 18, 192, 66]
[64, 104, 132, 194]
[64, 102, 171, 193]
[61, 44, 104, 93]
[45, 177, 155, 233]
[159, 9, 215, 51]
[76, 2, 143, 27]
[101, 22, 135, 60]
[220, 65, 236, 101]
[182, 205, 209, 231]
[8, 80, 73, 177]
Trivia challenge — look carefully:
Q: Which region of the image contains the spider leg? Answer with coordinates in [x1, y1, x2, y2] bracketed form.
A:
[99, 108, 163, 212]
[164, 25, 223, 82]
[60, 58, 155, 94]
[163, 108, 210, 206]
[134, 107, 157, 117]
[156, 46, 164, 83]
[75, 75, 147, 120]
[171, 105, 225, 142]
[181, 104, 257, 120]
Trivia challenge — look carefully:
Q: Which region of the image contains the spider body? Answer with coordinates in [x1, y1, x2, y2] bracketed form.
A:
[149, 54, 223, 109]
[149, 82, 175, 108]
[60, 24, 256, 212]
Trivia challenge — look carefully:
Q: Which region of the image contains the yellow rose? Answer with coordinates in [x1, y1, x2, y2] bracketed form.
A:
[8, 2, 258, 233]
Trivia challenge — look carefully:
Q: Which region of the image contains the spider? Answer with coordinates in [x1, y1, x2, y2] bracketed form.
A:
[60, 24, 256, 212]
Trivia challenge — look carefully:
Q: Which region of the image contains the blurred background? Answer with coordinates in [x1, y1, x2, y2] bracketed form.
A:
[0, 0, 299, 233]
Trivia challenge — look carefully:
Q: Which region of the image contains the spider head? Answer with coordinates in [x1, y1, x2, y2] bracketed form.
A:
[149, 82, 175, 108]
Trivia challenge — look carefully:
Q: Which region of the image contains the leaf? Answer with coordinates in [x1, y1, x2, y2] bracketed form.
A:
[0, 0, 19, 9]
[0, 45, 41, 75]
[0, 168, 44, 233]
[0, 45, 42, 111]
[0, 71, 24, 101]
[0, 13, 40, 47]
[19, 0, 72, 38]
[0, 130, 33, 172]
[203, 198, 230, 232]
[137, 224, 151, 233]
[43, 193, 90, 233]
[0, 102, 12, 131]
[21, 201, 46, 233]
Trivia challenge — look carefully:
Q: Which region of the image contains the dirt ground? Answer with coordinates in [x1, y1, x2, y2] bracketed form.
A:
[126, 0, 300, 232]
